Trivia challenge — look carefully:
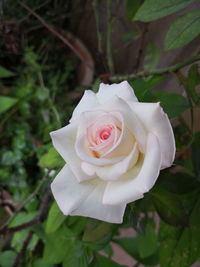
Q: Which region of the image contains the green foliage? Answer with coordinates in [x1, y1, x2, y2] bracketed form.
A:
[115, 223, 158, 265]
[135, 0, 197, 22]
[89, 254, 123, 267]
[0, 96, 18, 114]
[39, 147, 65, 169]
[0, 66, 15, 78]
[45, 202, 66, 233]
[165, 9, 200, 51]
[0, 250, 16, 267]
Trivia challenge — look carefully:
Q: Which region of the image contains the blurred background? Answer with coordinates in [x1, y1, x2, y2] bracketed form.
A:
[0, 0, 200, 266]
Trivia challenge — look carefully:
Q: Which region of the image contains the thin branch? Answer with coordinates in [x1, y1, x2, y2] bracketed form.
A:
[110, 54, 200, 81]
[16, 0, 93, 70]
[12, 232, 33, 267]
[0, 189, 51, 235]
[0, 173, 48, 231]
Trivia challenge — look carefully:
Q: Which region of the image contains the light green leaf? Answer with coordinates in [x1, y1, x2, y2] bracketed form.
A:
[165, 10, 200, 51]
[0, 66, 15, 78]
[45, 202, 66, 234]
[135, 0, 197, 22]
[43, 225, 75, 264]
[39, 147, 64, 168]
[62, 240, 89, 267]
[0, 96, 18, 114]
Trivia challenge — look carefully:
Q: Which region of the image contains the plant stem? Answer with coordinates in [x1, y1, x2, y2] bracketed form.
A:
[107, 0, 114, 74]
[92, 0, 103, 54]
[110, 54, 200, 81]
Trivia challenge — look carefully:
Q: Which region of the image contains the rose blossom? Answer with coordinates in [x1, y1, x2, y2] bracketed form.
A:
[50, 81, 175, 223]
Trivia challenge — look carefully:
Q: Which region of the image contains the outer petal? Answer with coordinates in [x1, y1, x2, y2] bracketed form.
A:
[103, 133, 162, 205]
[81, 143, 139, 181]
[97, 81, 138, 104]
[131, 102, 175, 169]
[70, 90, 98, 122]
[51, 165, 126, 223]
[50, 122, 94, 182]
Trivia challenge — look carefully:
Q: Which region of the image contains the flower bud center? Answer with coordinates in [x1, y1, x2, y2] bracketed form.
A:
[99, 127, 112, 141]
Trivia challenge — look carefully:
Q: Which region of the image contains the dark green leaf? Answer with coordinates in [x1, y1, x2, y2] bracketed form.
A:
[89, 254, 123, 267]
[130, 75, 164, 101]
[150, 90, 189, 118]
[45, 202, 66, 234]
[150, 189, 190, 227]
[126, 0, 143, 20]
[115, 235, 159, 266]
[155, 172, 200, 195]
[135, 0, 197, 22]
[0, 251, 16, 267]
[0, 96, 17, 114]
[39, 147, 64, 168]
[192, 132, 200, 179]
[165, 10, 200, 51]
[0, 66, 15, 78]
[159, 221, 200, 267]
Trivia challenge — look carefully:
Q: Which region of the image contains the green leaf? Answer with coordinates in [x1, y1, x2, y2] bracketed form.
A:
[0, 96, 18, 114]
[144, 44, 160, 72]
[137, 223, 158, 258]
[150, 90, 189, 118]
[0, 66, 15, 78]
[39, 147, 64, 168]
[45, 202, 66, 234]
[155, 172, 200, 195]
[135, 0, 197, 22]
[89, 255, 123, 267]
[126, 0, 143, 20]
[0, 251, 16, 267]
[159, 221, 200, 267]
[130, 75, 164, 101]
[151, 189, 190, 226]
[33, 259, 54, 267]
[62, 240, 89, 267]
[43, 225, 75, 264]
[165, 10, 200, 51]
[115, 234, 159, 266]
[83, 219, 111, 242]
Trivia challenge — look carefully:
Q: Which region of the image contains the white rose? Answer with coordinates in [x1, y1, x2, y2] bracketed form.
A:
[50, 81, 175, 223]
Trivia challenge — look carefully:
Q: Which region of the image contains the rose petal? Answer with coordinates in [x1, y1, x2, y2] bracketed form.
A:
[50, 122, 94, 182]
[51, 165, 126, 223]
[131, 102, 175, 169]
[97, 81, 138, 104]
[103, 133, 162, 205]
[70, 90, 98, 122]
[81, 142, 139, 181]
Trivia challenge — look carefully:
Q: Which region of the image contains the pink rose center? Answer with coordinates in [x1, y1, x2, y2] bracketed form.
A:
[99, 127, 113, 141]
